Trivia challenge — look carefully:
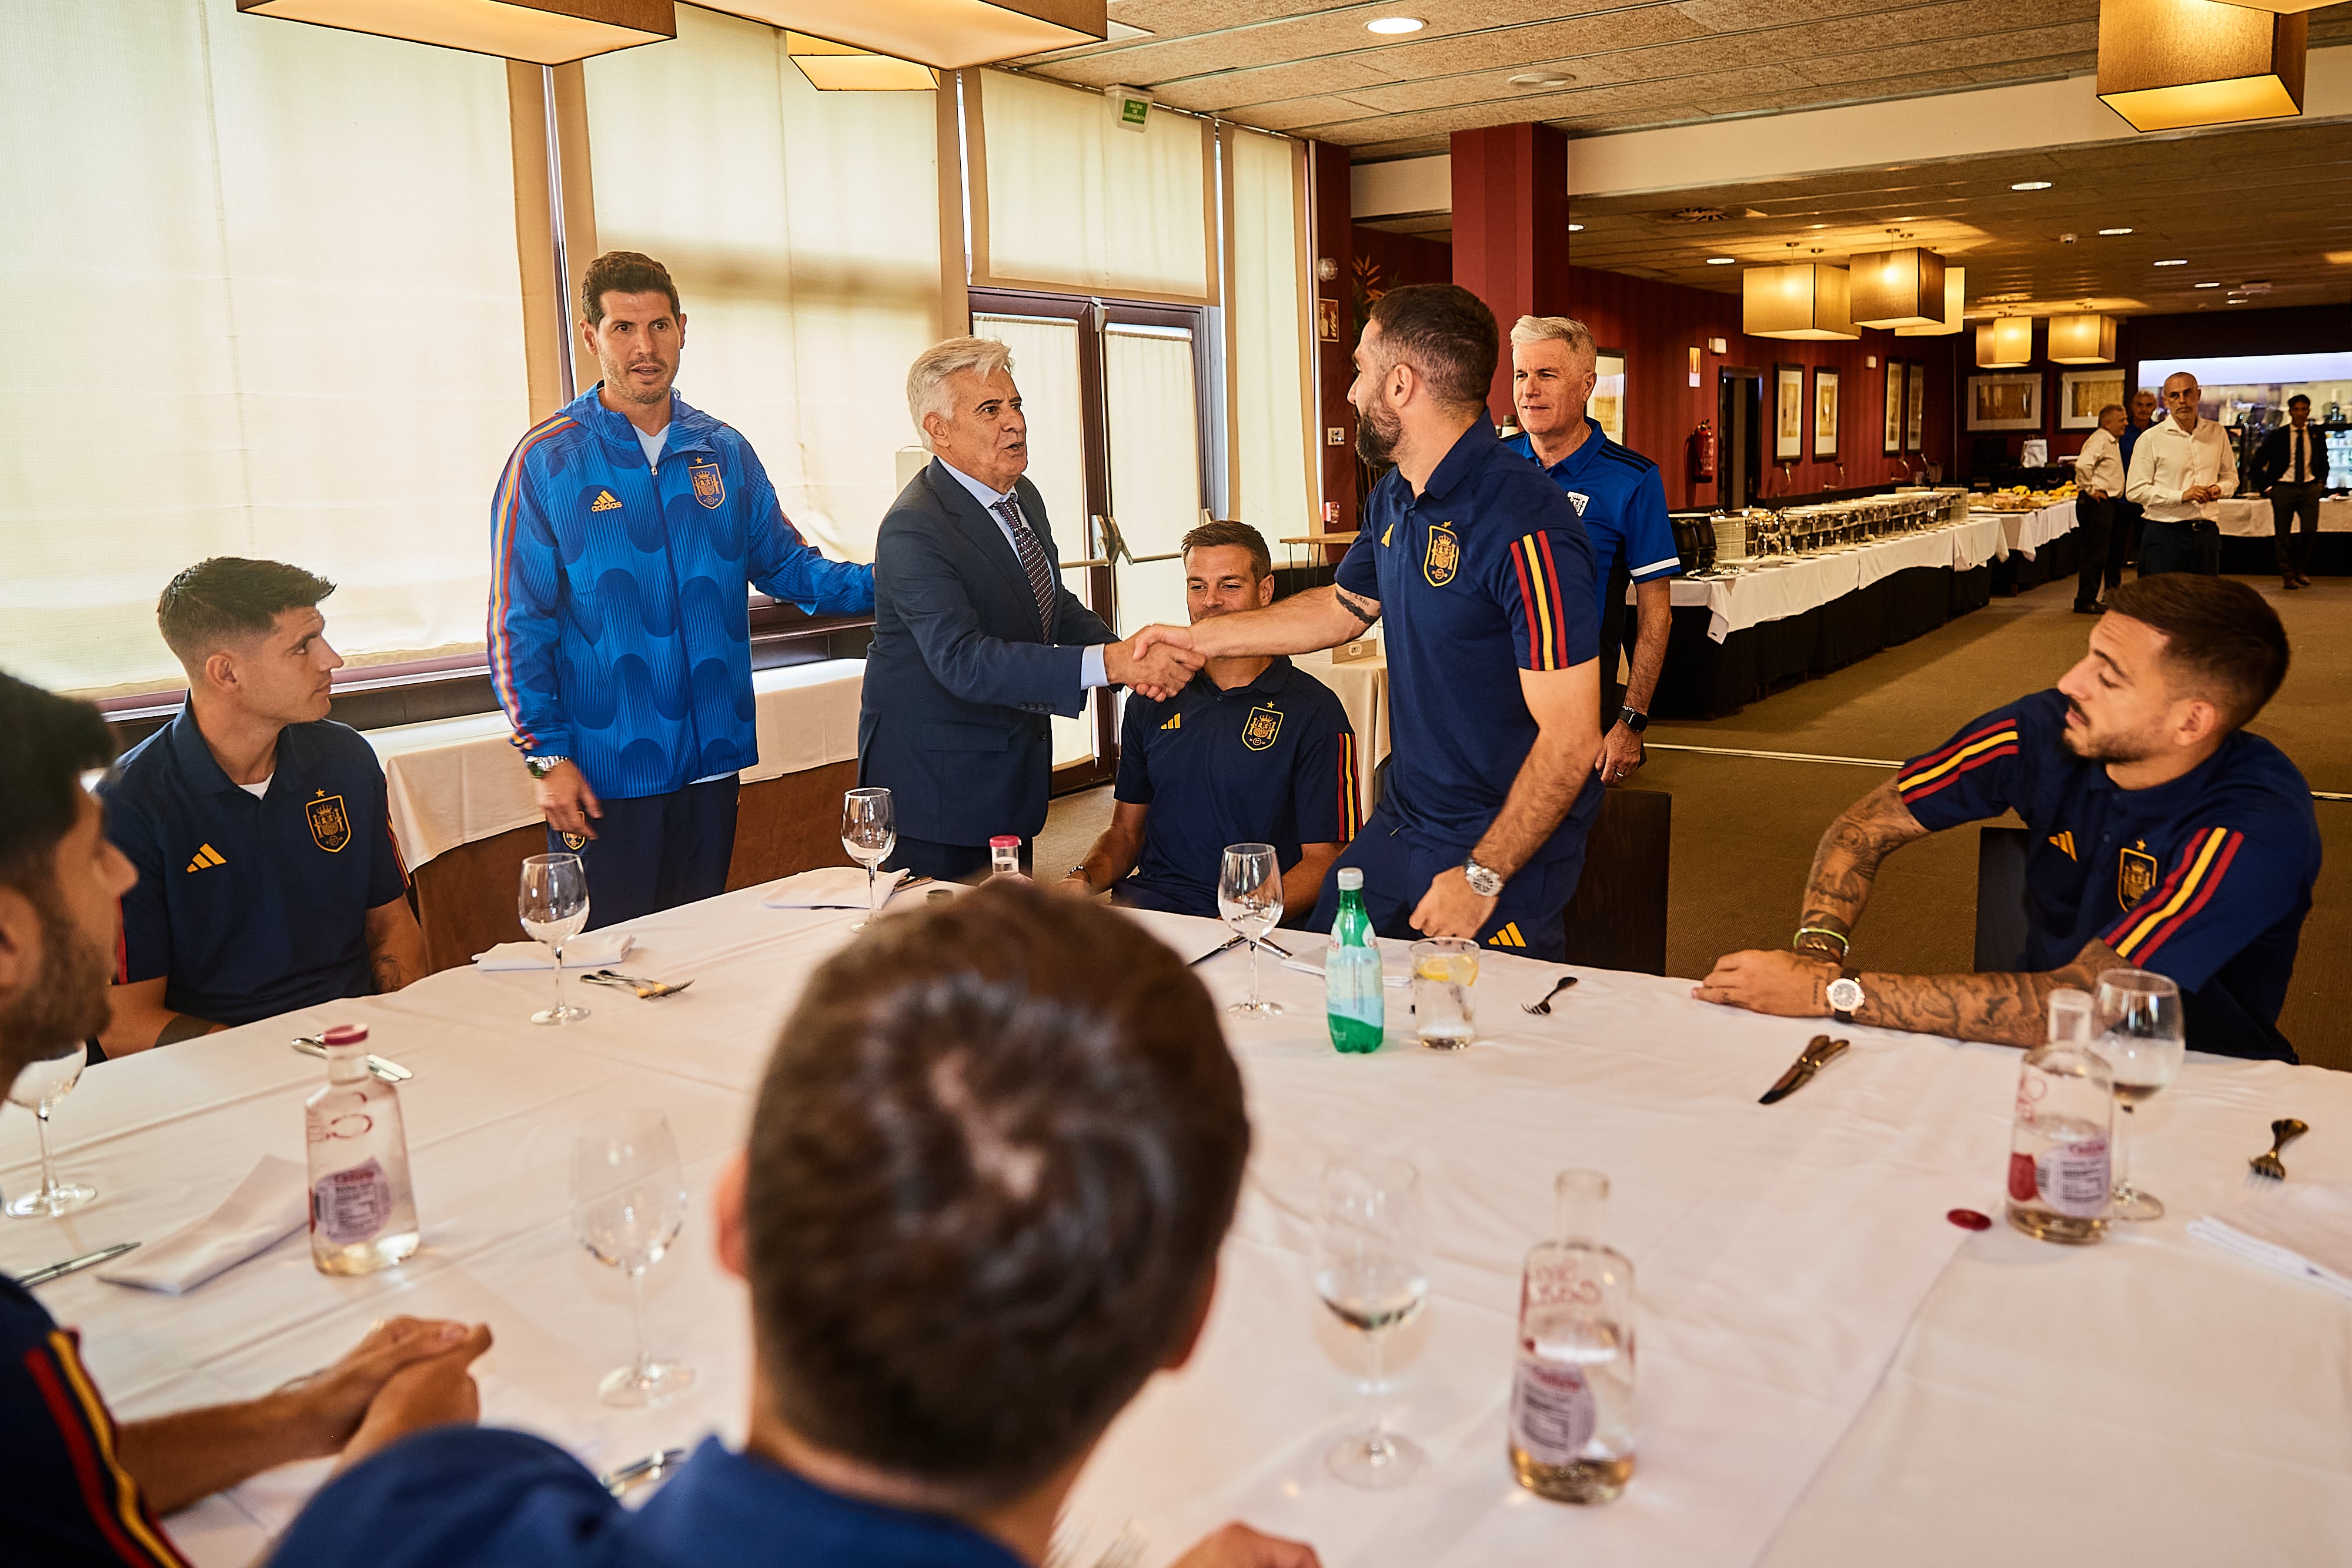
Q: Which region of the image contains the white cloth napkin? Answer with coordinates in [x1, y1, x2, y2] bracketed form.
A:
[761, 867, 907, 909]
[100, 1155, 309, 1295]
[1279, 954, 1409, 988]
[472, 931, 635, 971]
[2187, 1183, 2352, 1302]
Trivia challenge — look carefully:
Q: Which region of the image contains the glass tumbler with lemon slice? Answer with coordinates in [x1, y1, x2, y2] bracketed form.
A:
[1411, 938, 1479, 1049]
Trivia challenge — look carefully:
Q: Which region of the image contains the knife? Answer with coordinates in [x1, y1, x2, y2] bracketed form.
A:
[19, 1241, 141, 1288]
[291, 1037, 412, 1083]
[1759, 1035, 1849, 1105]
[1188, 935, 1247, 967]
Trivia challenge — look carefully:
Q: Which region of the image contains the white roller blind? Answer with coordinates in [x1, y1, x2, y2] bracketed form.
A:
[1226, 127, 1313, 543]
[1104, 326, 1201, 638]
[1, 0, 527, 697]
[584, 4, 943, 566]
[977, 71, 1211, 303]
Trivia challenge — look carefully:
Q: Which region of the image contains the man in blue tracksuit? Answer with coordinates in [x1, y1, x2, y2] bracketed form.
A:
[490, 251, 873, 928]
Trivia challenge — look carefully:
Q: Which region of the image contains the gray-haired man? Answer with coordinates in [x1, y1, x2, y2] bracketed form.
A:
[857, 337, 1200, 881]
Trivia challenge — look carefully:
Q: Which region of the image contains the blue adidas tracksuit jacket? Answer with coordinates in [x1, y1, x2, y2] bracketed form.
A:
[489, 385, 873, 800]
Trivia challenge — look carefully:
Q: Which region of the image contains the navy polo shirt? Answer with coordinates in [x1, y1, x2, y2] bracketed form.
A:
[1896, 690, 2319, 1062]
[270, 1429, 1026, 1568]
[1112, 656, 1359, 918]
[99, 707, 409, 1029]
[1336, 422, 1603, 863]
[1504, 419, 1679, 619]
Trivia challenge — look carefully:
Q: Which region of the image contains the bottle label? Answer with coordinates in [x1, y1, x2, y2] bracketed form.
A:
[1509, 1357, 1597, 1464]
[312, 1158, 395, 1245]
[2036, 1138, 2110, 1217]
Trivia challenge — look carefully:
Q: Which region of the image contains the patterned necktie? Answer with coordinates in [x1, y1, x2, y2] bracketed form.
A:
[993, 498, 1058, 636]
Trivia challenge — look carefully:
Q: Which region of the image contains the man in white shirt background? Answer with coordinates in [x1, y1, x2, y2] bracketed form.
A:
[2251, 393, 2328, 591]
[2124, 370, 2237, 578]
[2070, 403, 2129, 614]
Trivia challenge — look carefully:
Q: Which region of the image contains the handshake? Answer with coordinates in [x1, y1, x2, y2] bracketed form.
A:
[1103, 624, 1206, 701]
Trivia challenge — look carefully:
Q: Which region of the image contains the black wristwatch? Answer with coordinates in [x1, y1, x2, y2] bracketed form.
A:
[1617, 707, 1650, 733]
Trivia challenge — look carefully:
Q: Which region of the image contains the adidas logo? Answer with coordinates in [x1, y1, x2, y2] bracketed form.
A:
[1160, 712, 1182, 731]
[186, 843, 226, 873]
[1486, 921, 1528, 950]
[2047, 830, 2076, 861]
[590, 490, 622, 512]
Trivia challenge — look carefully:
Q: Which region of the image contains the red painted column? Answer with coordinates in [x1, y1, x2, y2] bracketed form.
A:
[1449, 123, 1573, 417]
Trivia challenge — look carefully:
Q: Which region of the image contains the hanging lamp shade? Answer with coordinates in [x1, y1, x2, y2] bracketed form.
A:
[705, 1, 1102, 68]
[1850, 248, 1947, 329]
[1895, 267, 1966, 337]
[787, 32, 938, 89]
[1743, 264, 1858, 340]
[1976, 318, 2033, 369]
[2047, 313, 2119, 365]
[234, 0, 674, 66]
[2097, 0, 2306, 133]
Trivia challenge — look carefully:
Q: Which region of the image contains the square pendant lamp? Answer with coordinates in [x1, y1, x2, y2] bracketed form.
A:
[787, 32, 939, 89]
[1895, 267, 1966, 337]
[2097, 0, 2306, 132]
[1849, 248, 1947, 329]
[1744, 263, 1859, 340]
[1976, 318, 2034, 369]
[707, 1, 1104, 68]
[2047, 313, 2119, 365]
[234, 0, 676, 66]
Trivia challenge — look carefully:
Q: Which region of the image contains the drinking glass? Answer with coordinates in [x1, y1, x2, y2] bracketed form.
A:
[1410, 938, 1479, 1050]
[1317, 1156, 1429, 1489]
[1217, 843, 1284, 1017]
[573, 1108, 695, 1407]
[840, 788, 896, 931]
[2092, 968, 2185, 1222]
[5, 1044, 95, 1218]
[520, 853, 591, 1025]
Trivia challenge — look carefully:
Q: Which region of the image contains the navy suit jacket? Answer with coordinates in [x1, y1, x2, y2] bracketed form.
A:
[2252, 424, 2330, 489]
[858, 459, 1116, 845]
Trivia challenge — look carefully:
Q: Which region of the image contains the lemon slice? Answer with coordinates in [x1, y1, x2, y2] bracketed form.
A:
[1416, 954, 1479, 986]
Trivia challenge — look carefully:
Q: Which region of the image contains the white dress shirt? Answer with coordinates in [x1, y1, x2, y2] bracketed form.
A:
[939, 460, 1110, 689]
[2277, 422, 2318, 486]
[2125, 416, 2238, 523]
[2074, 427, 2124, 496]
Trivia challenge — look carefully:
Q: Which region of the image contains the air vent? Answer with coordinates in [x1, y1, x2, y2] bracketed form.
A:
[1665, 206, 1731, 223]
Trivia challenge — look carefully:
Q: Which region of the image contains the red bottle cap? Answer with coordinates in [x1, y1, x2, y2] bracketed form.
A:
[1946, 1208, 1992, 1231]
[988, 835, 1020, 848]
[322, 1024, 370, 1047]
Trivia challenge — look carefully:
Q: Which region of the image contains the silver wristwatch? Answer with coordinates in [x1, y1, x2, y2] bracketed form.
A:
[1461, 855, 1506, 898]
[526, 754, 569, 780]
[1827, 972, 1865, 1024]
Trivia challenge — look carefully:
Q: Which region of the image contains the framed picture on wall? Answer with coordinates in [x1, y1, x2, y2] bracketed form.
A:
[1966, 372, 2041, 431]
[1882, 360, 1905, 454]
[1774, 363, 1805, 462]
[1812, 366, 1840, 459]
[2057, 367, 2126, 430]
[1905, 363, 1927, 451]
[1593, 349, 1627, 446]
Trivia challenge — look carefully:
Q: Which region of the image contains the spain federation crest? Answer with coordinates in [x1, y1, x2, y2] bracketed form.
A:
[688, 457, 726, 510]
[1242, 705, 1284, 752]
[2117, 842, 2159, 910]
[1423, 521, 1459, 587]
[562, 831, 588, 851]
[306, 793, 351, 854]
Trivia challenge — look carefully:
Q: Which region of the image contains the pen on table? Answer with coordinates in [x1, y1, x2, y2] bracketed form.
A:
[19, 1241, 140, 1288]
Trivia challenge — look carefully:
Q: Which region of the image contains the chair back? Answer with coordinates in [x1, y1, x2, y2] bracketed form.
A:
[1974, 825, 2033, 972]
[1562, 787, 1671, 974]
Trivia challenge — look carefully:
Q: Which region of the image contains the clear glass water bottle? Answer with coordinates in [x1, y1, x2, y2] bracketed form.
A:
[305, 1023, 420, 1275]
[1325, 868, 1383, 1055]
[989, 835, 1024, 879]
[2004, 989, 2113, 1246]
[1509, 1169, 1635, 1504]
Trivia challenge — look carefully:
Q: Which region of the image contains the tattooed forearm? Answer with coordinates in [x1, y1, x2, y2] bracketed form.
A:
[1335, 586, 1380, 628]
[1852, 941, 2122, 1048]
[1798, 779, 1933, 941]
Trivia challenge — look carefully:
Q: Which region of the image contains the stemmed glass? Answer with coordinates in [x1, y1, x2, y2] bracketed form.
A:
[2093, 968, 2186, 1222]
[1316, 1155, 1429, 1489]
[1218, 843, 1284, 1017]
[840, 788, 896, 931]
[573, 1108, 696, 1407]
[5, 1044, 95, 1218]
[520, 852, 591, 1025]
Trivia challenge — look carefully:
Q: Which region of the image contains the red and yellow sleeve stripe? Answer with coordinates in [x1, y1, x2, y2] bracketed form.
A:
[21, 1332, 189, 1567]
[486, 413, 574, 748]
[1506, 532, 1573, 671]
[1895, 720, 2020, 803]
[2107, 827, 2243, 962]
[1336, 733, 1362, 842]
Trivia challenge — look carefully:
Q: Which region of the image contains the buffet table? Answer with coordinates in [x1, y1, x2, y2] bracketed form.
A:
[4, 888, 2345, 1567]
[2215, 494, 2352, 576]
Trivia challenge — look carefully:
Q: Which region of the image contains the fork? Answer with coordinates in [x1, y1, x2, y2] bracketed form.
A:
[582, 969, 694, 1000]
[2247, 1117, 2309, 1185]
[1522, 974, 1580, 1015]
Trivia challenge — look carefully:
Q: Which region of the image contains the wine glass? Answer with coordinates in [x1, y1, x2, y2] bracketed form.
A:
[573, 1108, 695, 1407]
[2092, 968, 2185, 1222]
[840, 788, 896, 931]
[519, 852, 590, 1025]
[1218, 843, 1284, 1017]
[1317, 1155, 1429, 1489]
[5, 1044, 95, 1218]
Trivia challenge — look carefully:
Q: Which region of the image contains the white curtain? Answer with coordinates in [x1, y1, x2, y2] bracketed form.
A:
[583, 4, 943, 567]
[1225, 127, 1314, 544]
[1104, 326, 1201, 638]
[0, 0, 527, 697]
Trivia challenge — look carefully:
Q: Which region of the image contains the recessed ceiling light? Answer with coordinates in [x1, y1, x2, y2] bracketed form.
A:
[1705, 256, 1736, 265]
[2011, 180, 2053, 191]
[2195, 281, 2220, 288]
[1508, 71, 1573, 87]
[1566, 222, 1584, 232]
[2154, 258, 2188, 266]
[1365, 15, 1425, 33]
[2099, 227, 2133, 236]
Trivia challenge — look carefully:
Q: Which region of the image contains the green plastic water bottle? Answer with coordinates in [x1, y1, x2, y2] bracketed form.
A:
[1325, 868, 1384, 1054]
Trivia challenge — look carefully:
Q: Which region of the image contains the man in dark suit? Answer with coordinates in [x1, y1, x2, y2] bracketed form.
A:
[2252, 394, 2328, 590]
[860, 337, 1200, 881]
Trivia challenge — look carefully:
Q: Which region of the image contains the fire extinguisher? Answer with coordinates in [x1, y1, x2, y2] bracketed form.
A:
[1689, 420, 1718, 483]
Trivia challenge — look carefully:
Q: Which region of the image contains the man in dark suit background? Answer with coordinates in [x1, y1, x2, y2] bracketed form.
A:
[859, 337, 1200, 880]
[2252, 394, 2328, 591]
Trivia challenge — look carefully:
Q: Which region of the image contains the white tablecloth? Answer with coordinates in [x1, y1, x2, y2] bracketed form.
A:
[366, 659, 864, 870]
[1983, 498, 2077, 559]
[1672, 516, 2009, 643]
[2213, 495, 2352, 537]
[6, 888, 2346, 1568]
[1293, 649, 1388, 819]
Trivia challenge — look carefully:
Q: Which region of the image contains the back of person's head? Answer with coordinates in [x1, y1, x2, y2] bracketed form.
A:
[0, 674, 116, 1080]
[742, 881, 1249, 1505]
[156, 557, 336, 674]
[1181, 519, 1272, 581]
[2104, 574, 2288, 730]
[1367, 283, 1497, 411]
[579, 249, 681, 326]
[1508, 314, 1597, 369]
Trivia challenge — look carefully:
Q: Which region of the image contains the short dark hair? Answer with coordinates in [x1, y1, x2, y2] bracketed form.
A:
[0, 674, 113, 902]
[2104, 574, 2288, 729]
[580, 250, 681, 326]
[743, 881, 1249, 1504]
[1181, 519, 1272, 581]
[156, 558, 336, 670]
[1367, 283, 1498, 410]
[2288, 394, 2311, 410]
